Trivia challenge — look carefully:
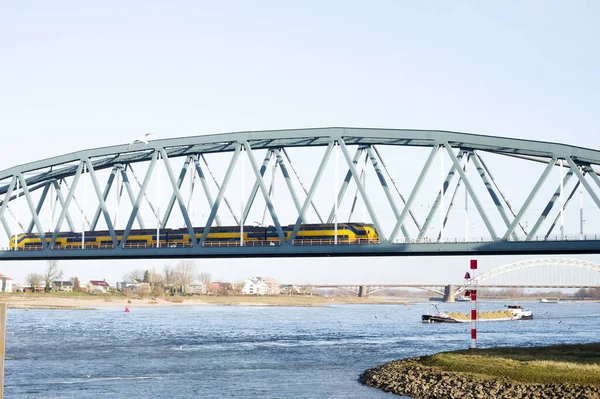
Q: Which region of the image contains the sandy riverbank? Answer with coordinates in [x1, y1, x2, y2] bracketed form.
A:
[0, 294, 413, 310]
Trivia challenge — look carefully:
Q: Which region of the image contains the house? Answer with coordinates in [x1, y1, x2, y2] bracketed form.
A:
[86, 280, 111, 294]
[117, 280, 150, 294]
[241, 277, 280, 295]
[53, 281, 73, 293]
[207, 282, 234, 295]
[185, 280, 207, 295]
[0, 274, 14, 292]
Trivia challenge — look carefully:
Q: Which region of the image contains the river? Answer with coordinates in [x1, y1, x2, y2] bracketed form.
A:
[4, 300, 599, 398]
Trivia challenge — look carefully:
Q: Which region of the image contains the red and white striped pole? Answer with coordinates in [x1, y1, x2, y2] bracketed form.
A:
[469, 259, 478, 349]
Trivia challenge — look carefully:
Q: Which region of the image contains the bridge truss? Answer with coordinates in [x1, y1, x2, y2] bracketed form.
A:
[1, 128, 600, 260]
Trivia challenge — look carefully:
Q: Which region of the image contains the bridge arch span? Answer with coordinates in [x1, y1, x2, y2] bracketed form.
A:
[456, 258, 600, 296]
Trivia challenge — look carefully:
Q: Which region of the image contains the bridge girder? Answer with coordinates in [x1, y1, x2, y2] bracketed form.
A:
[1, 128, 600, 260]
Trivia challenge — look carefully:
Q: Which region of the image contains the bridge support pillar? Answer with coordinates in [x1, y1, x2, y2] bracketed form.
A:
[358, 285, 367, 297]
[443, 285, 455, 303]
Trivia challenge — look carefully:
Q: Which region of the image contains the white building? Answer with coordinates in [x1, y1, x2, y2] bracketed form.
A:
[185, 280, 207, 295]
[0, 274, 14, 292]
[241, 277, 280, 295]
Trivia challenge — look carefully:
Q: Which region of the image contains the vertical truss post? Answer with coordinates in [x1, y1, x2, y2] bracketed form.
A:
[528, 166, 573, 240]
[327, 148, 364, 223]
[242, 150, 273, 225]
[274, 149, 303, 219]
[444, 143, 497, 240]
[470, 153, 516, 240]
[289, 142, 334, 243]
[17, 174, 47, 248]
[27, 182, 50, 233]
[366, 147, 410, 239]
[90, 167, 118, 231]
[120, 167, 145, 229]
[417, 151, 465, 240]
[200, 145, 242, 246]
[161, 155, 193, 229]
[83, 159, 119, 246]
[503, 157, 556, 240]
[242, 141, 285, 242]
[49, 162, 84, 248]
[389, 145, 438, 243]
[121, 152, 159, 246]
[338, 138, 386, 241]
[159, 149, 198, 246]
[193, 156, 222, 227]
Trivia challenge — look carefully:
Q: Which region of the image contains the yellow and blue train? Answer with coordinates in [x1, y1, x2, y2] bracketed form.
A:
[9, 223, 379, 249]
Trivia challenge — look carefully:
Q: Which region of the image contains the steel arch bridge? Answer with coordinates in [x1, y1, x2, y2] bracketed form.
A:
[1, 127, 600, 260]
[455, 258, 600, 295]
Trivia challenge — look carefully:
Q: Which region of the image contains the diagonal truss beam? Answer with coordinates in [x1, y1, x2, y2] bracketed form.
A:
[161, 155, 193, 229]
[366, 146, 411, 239]
[200, 145, 241, 246]
[282, 148, 324, 223]
[243, 141, 286, 242]
[26, 182, 50, 234]
[90, 167, 118, 231]
[159, 149, 198, 246]
[417, 151, 465, 240]
[566, 157, 600, 209]
[390, 145, 439, 242]
[0, 178, 17, 240]
[527, 166, 573, 240]
[327, 147, 364, 224]
[503, 157, 556, 240]
[49, 162, 84, 248]
[470, 152, 516, 240]
[121, 152, 158, 246]
[242, 150, 273, 225]
[290, 142, 334, 243]
[338, 138, 386, 241]
[193, 156, 222, 227]
[84, 159, 119, 246]
[444, 143, 497, 240]
[17, 174, 47, 248]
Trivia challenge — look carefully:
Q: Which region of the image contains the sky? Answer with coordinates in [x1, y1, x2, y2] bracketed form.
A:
[1, 1, 600, 285]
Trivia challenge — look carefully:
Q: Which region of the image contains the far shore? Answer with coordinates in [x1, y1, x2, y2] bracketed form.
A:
[0, 293, 415, 310]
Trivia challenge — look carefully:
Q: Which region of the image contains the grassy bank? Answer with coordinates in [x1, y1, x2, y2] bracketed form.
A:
[420, 343, 600, 385]
[360, 343, 600, 398]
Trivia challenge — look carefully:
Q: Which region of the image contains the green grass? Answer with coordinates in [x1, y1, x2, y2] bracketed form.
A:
[419, 343, 600, 385]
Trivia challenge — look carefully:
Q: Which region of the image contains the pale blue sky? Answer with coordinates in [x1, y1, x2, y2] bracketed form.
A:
[1, 1, 599, 285]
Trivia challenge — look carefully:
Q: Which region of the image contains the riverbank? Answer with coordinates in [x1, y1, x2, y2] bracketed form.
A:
[0, 293, 412, 309]
[360, 343, 600, 399]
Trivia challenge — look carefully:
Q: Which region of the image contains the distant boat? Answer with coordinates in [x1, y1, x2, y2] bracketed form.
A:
[422, 304, 533, 323]
[540, 298, 561, 303]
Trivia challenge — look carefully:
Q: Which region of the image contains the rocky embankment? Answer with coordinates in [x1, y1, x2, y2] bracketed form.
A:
[359, 357, 600, 399]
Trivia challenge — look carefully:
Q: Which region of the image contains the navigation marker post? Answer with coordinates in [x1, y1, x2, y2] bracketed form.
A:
[465, 259, 478, 349]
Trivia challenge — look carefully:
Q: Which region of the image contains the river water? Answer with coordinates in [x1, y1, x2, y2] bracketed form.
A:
[3, 300, 599, 399]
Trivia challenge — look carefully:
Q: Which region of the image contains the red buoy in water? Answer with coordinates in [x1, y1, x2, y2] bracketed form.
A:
[125, 306, 130, 312]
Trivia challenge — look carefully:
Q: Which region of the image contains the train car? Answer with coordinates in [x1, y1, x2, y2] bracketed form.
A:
[9, 222, 380, 249]
[265, 222, 379, 243]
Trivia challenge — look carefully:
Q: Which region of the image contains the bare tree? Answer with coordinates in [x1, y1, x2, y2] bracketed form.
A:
[26, 272, 43, 291]
[44, 260, 63, 291]
[175, 260, 197, 294]
[199, 272, 212, 283]
[163, 265, 176, 286]
[124, 269, 145, 282]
